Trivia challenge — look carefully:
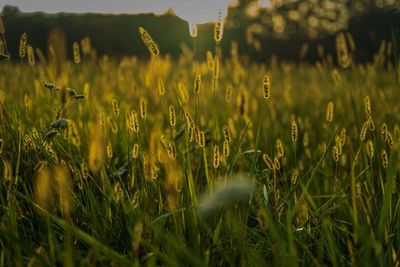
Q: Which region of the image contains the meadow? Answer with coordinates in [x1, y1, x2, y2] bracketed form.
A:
[0, 25, 400, 266]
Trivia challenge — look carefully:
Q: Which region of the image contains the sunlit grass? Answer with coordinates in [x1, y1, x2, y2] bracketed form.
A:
[0, 27, 399, 266]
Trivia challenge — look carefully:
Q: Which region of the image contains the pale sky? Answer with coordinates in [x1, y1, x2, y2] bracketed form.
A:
[0, 0, 245, 24]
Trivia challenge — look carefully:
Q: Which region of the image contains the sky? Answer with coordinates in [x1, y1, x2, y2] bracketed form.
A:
[0, 0, 248, 24]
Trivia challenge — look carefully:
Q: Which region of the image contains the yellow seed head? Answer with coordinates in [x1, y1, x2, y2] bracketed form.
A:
[132, 144, 139, 159]
[107, 142, 113, 159]
[178, 82, 188, 103]
[381, 150, 388, 168]
[336, 32, 351, 68]
[158, 78, 165, 95]
[80, 162, 89, 179]
[138, 26, 159, 57]
[262, 74, 271, 100]
[214, 9, 224, 43]
[112, 99, 120, 117]
[276, 139, 284, 158]
[223, 125, 231, 143]
[223, 140, 230, 157]
[199, 131, 205, 147]
[73, 42, 80, 64]
[194, 73, 201, 94]
[27, 45, 35, 66]
[140, 99, 147, 119]
[108, 117, 118, 133]
[291, 168, 299, 185]
[132, 110, 139, 133]
[185, 112, 194, 129]
[367, 115, 375, 131]
[213, 145, 220, 169]
[326, 101, 334, 122]
[360, 121, 368, 141]
[194, 127, 200, 144]
[19, 32, 28, 60]
[274, 156, 281, 170]
[366, 139, 374, 159]
[387, 132, 393, 147]
[332, 145, 339, 162]
[168, 142, 176, 160]
[381, 123, 388, 141]
[364, 96, 371, 116]
[340, 127, 346, 146]
[169, 105, 176, 127]
[291, 120, 298, 143]
[262, 154, 274, 170]
[187, 126, 194, 142]
[160, 135, 169, 148]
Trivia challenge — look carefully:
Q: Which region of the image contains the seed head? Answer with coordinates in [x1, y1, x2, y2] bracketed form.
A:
[213, 145, 220, 169]
[169, 105, 176, 127]
[223, 140, 230, 157]
[381, 150, 388, 168]
[360, 121, 368, 141]
[262, 154, 274, 170]
[291, 120, 298, 143]
[214, 9, 224, 43]
[276, 139, 284, 158]
[364, 96, 371, 116]
[262, 74, 271, 100]
[132, 144, 139, 159]
[340, 127, 346, 146]
[291, 168, 299, 185]
[73, 42, 80, 64]
[326, 101, 334, 122]
[194, 73, 201, 94]
[366, 139, 374, 159]
[381, 123, 388, 141]
[332, 145, 339, 162]
[158, 78, 165, 95]
[387, 132, 393, 147]
[199, 131, 205, 147]
[168, 142, 176, 160]
[131, 110, 139, 133]
[138, 26, 159, 57]
[27, 45, 35, 66]
[140, 99, 147, 119]
[223, 125, 231, 143]
[112, 99, 119, 118]
[19, 32, 28, 60]
[274, 156, 281, 170]
[107, 142, 113, 159]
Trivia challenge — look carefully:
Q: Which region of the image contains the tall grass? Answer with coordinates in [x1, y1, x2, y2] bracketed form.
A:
[0, 27, 399, 266]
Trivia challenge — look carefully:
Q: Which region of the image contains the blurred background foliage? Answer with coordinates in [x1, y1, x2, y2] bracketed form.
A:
[1, 0, 400, 64]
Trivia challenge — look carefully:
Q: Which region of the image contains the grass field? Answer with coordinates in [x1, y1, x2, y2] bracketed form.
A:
[0, 28, 400, 266]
